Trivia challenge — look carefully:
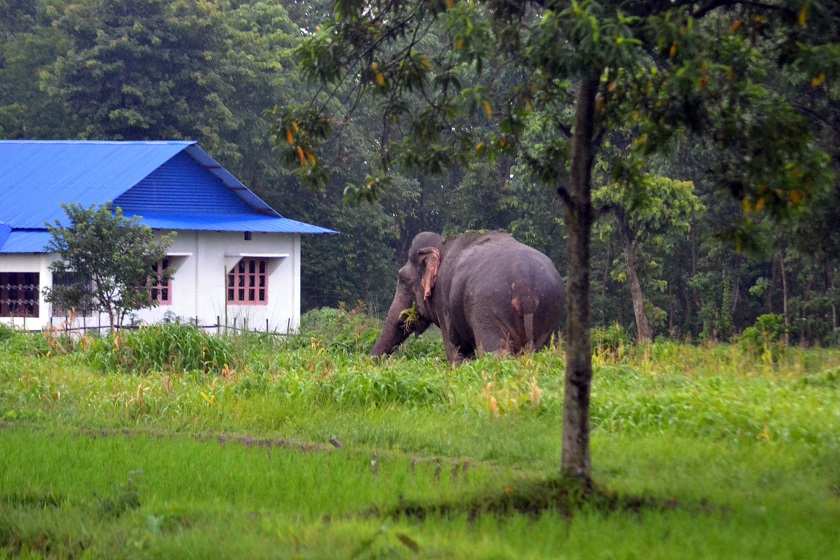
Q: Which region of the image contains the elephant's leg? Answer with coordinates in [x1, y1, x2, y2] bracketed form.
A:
[475, 332, 514, 357]
[441, 311, 472, 363]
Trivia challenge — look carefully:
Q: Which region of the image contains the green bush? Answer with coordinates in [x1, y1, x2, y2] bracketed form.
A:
[0, 323, 15, 344]
[85, 323, 240, 375]
[739, 314, 788, 359]
[298, 306, 382, 354]
[0, 327, 51, 356]
[591, 322, 632, 353]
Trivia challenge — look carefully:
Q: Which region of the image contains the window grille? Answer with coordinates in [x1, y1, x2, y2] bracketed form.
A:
[227, 259, 267, 305]
[0, 272, 39, 318]
[50, 271, 93, 316]
[149, 258, 172, 305]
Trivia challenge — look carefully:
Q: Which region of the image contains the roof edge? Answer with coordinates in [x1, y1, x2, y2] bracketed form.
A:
[183, 145, 280, 218]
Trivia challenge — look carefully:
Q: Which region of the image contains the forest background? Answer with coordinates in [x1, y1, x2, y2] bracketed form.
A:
[2, 0, 839, 345]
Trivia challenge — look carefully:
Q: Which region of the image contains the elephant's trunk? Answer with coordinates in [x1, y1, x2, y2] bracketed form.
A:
[370, 288, 414, 357]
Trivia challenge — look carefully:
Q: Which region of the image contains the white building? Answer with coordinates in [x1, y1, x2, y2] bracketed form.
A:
[0, 140, 336, 332]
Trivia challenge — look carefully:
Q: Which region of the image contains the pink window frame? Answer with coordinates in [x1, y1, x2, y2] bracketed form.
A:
[227, 258, 268, 306]
[149, 258, 172, 306]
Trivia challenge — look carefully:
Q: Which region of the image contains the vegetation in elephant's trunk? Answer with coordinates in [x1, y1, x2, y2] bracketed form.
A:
[370, 290, 421, 357]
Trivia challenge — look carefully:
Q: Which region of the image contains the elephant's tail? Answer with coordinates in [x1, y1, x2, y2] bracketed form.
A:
[523, 312, 535, 349]
[511, 282, 538, 350]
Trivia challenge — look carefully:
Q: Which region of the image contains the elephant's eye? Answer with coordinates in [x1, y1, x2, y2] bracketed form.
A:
[398, 268, 412, 285]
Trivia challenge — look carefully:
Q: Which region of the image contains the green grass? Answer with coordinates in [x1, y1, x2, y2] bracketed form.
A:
[1, 318, 839, 558]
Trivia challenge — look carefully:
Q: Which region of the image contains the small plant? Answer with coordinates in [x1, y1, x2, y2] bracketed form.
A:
[0, 323, 16, 344]
[739, 314, 788, 362]
[592, 322, 632, 354]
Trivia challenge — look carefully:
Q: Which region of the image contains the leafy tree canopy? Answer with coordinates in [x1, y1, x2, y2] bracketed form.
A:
[44, 203, 175, 332]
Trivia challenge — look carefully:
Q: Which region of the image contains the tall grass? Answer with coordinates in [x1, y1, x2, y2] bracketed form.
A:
[2, 310, 840, 558]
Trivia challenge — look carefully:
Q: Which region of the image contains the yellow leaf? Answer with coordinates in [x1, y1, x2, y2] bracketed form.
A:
[292, 121, 299, 132]
[297, 146, 306, 165]
[306, 151, 316, 165]
[790, 190, 804, 204]
[742, 196, 752, 215]
[608, 81, 617, 93]
[285, 127, 294, 145]
[669, 41, 678, 57]
[635, 133, 648, 146]
[476, 141, 485, 153]
[812, 72, 826, 87]
[498, 137, 506, 148]
[483, 100, 493, 119]
[445, 0, 454, 8]
[761, 424, 771, 442]
[595, 97, 606, 113]
[755, 196, 766, 212]
[730, 20, 742, 33]
[799, 4, 808, 26]
[456, 39, 465, 50]
[371, 62, 385, 86]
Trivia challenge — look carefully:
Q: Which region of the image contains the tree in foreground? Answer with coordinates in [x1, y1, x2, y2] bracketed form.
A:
[45, 203, 175, 332]
[273, 0, 838, 483]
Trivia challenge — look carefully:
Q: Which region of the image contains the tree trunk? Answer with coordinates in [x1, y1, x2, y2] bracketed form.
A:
[561, 77, 598, 484]
[780, 252, 790, 346]
[614, 208, 653, 343]
[830, 267, 837, 331]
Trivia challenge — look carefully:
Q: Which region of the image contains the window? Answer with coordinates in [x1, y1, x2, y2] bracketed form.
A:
[51, 271, 93, 316]
[149, 258, 172, 305]
[227, 259, 267, 305]
[0, 272, 39, 318]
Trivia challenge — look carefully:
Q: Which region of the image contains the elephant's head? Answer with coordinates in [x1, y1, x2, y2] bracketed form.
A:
[370, 232, 443, 357]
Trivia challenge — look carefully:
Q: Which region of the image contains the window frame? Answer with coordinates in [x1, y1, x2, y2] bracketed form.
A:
[149, 258, 172, 306]
[0, 272, 40, 318]
[227, 258, 268, 306]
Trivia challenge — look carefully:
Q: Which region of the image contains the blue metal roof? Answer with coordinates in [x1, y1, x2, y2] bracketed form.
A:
[0, 222, 11, 250]
[0, 141, 191, 228]
[0, 140, 336, 253]
[0, 230, 53, 254]
[130, 213, 337, 234]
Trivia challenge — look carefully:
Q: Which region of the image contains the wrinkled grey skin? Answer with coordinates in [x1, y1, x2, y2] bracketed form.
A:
[371, 231, 565, 363]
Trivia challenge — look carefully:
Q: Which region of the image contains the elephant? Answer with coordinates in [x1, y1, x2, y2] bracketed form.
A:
[371, 231, 565, 363]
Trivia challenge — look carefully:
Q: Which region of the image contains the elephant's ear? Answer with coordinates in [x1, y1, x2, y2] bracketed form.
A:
[418, 247, 441, 301]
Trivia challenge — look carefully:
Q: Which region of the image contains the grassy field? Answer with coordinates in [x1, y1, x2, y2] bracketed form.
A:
[1, 312, 839, 559]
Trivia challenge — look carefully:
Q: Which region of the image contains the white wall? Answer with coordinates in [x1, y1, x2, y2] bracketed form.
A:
[0, 230, 302, 333]
[135, 230, 301, 333]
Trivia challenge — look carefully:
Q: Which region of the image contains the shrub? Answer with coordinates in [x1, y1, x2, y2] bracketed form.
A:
[739, 314, 788, 360]
[0, 323, 16, 344]
[298, 306, 382, 354]
[85, 323, 240, 375]
[0, 327, 51, 356]
[592, 322, 632, 353]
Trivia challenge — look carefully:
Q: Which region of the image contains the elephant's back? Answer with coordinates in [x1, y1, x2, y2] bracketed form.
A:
[450, 235, 565, 336]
